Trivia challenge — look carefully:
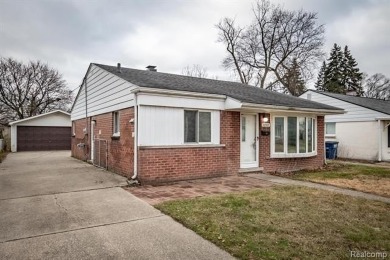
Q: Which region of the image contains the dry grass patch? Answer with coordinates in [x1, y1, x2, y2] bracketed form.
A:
[292, 163, 390, 197]
[156, 186, 390, 260]
[0, 151, 7, 163]
[317, 178, 390, 198]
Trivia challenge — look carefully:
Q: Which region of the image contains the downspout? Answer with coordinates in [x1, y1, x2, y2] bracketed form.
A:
[131, 92, 138, 180]
[84, 77, 89, 161]
[378, 119, 382, 162]
[323, 117, 327, 165]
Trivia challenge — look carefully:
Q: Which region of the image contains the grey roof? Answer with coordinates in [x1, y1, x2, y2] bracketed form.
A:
[310, 90, 390, 116]
[94, 63, 342, 111]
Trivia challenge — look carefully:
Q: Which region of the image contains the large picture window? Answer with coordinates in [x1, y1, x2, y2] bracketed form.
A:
[272, 116, 316, 156]
[184, 110, 211, 143]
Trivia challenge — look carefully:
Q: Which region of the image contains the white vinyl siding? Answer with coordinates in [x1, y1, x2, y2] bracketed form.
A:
[301, 91, 389, 122]
[138, 106, 220, 146]
[71, 64, 136, 121]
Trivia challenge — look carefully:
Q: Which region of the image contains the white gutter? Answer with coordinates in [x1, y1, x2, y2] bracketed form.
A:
[131, 87, 226, 100]
[131, 92, 138, 180]
[241, 102, 345, 115]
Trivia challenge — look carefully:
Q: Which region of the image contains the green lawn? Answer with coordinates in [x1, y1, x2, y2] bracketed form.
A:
[291, 162, 390, 197]
[157, 186, 390, 260]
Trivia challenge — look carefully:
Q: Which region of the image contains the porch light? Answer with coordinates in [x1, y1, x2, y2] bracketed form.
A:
[262, 116, 269, 123]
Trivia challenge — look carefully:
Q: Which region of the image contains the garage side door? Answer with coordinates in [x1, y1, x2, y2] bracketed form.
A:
[17, 126, 71, 151]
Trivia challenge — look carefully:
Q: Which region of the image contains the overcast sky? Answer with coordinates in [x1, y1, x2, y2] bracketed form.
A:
[1, 0, 389, 93]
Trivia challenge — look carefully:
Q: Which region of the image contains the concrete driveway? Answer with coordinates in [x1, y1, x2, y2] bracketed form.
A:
[0, 151, 233, 260]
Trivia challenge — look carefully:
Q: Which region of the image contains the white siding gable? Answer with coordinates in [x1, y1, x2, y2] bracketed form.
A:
[301, 90, 389, 122]
[71, 64, 136, 120]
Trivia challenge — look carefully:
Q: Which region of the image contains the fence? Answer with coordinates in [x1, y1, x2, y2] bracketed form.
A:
[93, 138, 108, 169]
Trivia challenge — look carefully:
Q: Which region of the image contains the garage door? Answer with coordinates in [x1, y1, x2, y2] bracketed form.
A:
[17, 126, 71, 151]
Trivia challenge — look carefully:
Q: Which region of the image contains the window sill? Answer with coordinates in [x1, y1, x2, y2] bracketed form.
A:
[139, 144, 225, 150]
[270, 152, 317, 159]
[325, 134, 336, 138]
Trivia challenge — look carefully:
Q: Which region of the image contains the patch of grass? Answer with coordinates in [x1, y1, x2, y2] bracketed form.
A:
[293, 162, 390, 180]
[0, 151, 7, 163]
[156, 186, 390, 260]
[291, 162, 390, 197]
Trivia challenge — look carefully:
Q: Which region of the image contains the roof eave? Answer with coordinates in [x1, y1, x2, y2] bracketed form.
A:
[241, 102, 345, 115]
[9, 110, 70, 125]
[131, 86, 227, 100]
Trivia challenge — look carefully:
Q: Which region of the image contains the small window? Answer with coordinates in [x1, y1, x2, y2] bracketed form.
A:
[299, 117, 306, 153]
[113, 112, 120, 135]
[288, 117, 297, 153]
[241, 117, 246, 141]
[308, 118, 313, 153]
[274, 117, 284, 153]
[325, 122, 336, 136]
[184, 110, 211, 143]
[199, 112, 211, 142]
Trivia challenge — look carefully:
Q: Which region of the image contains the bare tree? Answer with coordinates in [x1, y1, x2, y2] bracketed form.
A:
[363, 73, 390, 100]
[216, 0, 325, 92]
[182, 64, 209, 78]
[0, 57, 73, 125]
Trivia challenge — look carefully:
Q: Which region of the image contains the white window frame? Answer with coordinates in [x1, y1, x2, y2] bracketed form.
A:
[184, 110, 212, 144]
[113, 111, 120, 136]
[271, 114, 317, 158]
[325, 122, 336, 137]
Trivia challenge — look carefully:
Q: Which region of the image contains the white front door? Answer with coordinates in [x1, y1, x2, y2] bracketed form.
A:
[240, 114, 258, 168]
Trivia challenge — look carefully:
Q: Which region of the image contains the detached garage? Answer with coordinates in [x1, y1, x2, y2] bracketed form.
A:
[10, 110, 71, 152]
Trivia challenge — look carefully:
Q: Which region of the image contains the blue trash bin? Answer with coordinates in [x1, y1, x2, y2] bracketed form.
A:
[325, 141, 339, 159]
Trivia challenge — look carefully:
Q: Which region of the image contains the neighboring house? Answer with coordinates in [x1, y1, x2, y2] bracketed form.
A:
[71, 63, 343, 184]
[9, 110, 71, 152]
[300, 90, 390, 162]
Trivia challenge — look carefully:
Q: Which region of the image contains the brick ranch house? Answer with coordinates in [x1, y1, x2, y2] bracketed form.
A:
[71, 63, 344, 184]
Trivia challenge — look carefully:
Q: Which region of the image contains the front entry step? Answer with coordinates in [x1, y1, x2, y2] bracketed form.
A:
[239, 167, 264, 174]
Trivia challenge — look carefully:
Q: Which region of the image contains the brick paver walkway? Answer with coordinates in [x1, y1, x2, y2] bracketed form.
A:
[125, 175, 276, 205]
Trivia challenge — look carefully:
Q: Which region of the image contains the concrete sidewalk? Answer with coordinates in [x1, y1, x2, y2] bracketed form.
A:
[247, 173, 390, 204]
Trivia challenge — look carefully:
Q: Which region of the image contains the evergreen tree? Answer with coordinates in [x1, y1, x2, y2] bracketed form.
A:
[342, 45, 364, 96]
[285, 58, 306, 96]
[315, 61, 326, 91]
[323, 43, 344, 94]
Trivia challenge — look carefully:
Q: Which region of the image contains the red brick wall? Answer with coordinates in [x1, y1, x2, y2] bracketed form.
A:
[138, 111, 240, 184]
[259, 114, 325, 173]
[72, 109, 325, 183]
[71, 108, 134, 178]
[71, 119, 89, 161]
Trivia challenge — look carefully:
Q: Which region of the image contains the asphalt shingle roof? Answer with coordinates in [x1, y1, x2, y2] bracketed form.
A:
[311, 90, 390, 116]
[94, 63, 342, 111]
